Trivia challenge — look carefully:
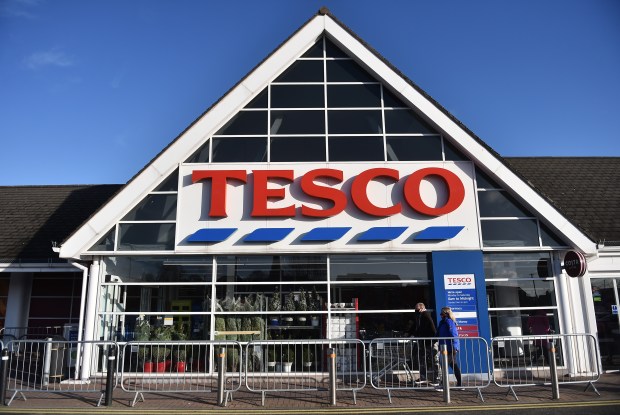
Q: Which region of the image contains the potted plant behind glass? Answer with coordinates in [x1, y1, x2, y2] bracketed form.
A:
[153, 346, 171, 373]
[296, 288, 308, 325]
[283, 292, 295, 326]
[281, 348, 295, 372]
[302, 346, 314, 368]
[134, 318, 152, 372]
[151, 326, 173, 371]
[310, 287, 321, 327]
[269, 289, 281, 326]
[173, 348, 187, 373]
[138, 346, 152, 373]
[267, 347, 277, 371]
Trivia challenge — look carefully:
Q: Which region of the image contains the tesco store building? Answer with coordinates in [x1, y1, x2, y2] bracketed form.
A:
[41, 10, 610, 368]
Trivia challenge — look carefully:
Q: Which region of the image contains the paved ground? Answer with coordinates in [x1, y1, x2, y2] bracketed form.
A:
[0, 373, 619, 413]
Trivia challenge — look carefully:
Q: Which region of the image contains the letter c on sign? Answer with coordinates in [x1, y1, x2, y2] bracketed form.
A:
[403, 168, 465, 216]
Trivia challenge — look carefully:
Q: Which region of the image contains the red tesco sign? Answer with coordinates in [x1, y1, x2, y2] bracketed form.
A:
[192, 167, 466, 219]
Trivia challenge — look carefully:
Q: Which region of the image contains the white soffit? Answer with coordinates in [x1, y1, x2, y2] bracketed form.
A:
[59, 12, 596, 259]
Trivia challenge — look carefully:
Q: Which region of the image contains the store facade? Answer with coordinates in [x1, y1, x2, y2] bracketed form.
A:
[3, 10, 610, 370]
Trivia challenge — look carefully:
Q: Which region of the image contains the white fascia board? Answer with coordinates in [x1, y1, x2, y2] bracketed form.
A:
[59, 16, 327, 260]
[324, 16, 596, 255]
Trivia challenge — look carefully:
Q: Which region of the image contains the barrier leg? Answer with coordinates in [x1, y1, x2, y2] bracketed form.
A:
[103, 346, 116, 407]
[548, 340, 560, 400]
[217, 347, 226, 407]
[440, 344, 450, 403]
[328, 347, 337, 406]
[42, 338, 52, 387]
[0, 349, 9, 405]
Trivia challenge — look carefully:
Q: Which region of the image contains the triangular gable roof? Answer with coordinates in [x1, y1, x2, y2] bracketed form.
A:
[59, 8, 597, 259]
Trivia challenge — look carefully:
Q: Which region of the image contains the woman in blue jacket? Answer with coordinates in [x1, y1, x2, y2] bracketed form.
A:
[436, 306, 462, 387]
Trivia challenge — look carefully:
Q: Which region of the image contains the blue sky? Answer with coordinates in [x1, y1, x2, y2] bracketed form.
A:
[1, 0, 619, 185]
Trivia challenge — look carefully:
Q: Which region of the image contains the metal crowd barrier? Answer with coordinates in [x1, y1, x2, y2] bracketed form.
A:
[4, 339, 119, 406]
[492, 333, 601, 400]
[369, 337, 491, 403]
[245, 339, 366, 405]
[120, 341, 243, 407]
[0, 326, 65, 341]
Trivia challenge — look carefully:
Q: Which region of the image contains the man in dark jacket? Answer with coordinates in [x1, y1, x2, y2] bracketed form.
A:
[409, 302, 438, 384]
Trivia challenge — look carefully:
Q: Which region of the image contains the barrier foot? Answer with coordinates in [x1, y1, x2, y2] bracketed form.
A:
[584, 381, 600, 396]
[476, 387, 484, 402]
[131, 392, 144, 407]
[352, 389, 357, 405]
[387, 388, 392, 404]
[7, 391, 26, 406]
[97, 392, 104, 407]
[261, 391, 266, 406]
[507, 386, 518, 401]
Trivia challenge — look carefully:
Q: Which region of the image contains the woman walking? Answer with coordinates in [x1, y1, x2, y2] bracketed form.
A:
[436, 306, 462, 387]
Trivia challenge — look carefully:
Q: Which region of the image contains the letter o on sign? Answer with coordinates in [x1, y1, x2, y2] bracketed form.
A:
[564, 251, 586, 277]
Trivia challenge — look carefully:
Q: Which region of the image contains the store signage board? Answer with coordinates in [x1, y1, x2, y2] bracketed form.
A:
[443, 274, 479, 337]
[176, 162, 480, 253]
[564, 250, 587, 277]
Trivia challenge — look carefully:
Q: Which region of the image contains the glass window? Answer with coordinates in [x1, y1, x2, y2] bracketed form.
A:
[489, 309, 559, 339]
[330, 254, 430, 281]
[118, 223, 176, 251]
[484, 252, 552, 279]
[540, 223, 567, 247]
[326, 60, 375, 82]
[215, 111, 267, 135]
[89, 228, 115, 251]
[244, 89, 268, 108]
[384, 109, 436, 134]
[481, 219, 540, 247]
[443, 140, 469, 161]
[386, 135, 442, 161]
[325, 38, 348, 58]
[270, 110, 325, 135]
[475, 169, 501, 189]
[331, 283, 430, 311]
[327, 110, 382, 134]
[121, 194, 177, 221]
[327, 84, 381, 108]
[382, 88, 408, 107]
[212, 137, 267, 163]
[103, 256, 213, 283]
[486, 280, 556, 308]
[478, 190, 533, 218]
[216, 255, 327, 283]
[274, 60, 324, 83]
[185, 140, 210, 163]
[271, 85, 324, 108]
[270, 137, 326, 162]
[328, 136, 384, 162]
[154, 170, 179, 191]
[301, 39, 324, 58]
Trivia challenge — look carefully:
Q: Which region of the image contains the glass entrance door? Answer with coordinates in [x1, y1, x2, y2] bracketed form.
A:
[591, 278, 620, 371]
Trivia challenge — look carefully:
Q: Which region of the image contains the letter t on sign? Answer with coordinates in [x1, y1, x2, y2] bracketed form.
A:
[192, 170, 248, 217]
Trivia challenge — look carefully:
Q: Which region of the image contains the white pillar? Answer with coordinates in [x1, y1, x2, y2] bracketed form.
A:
[5, 272, 33, 331]
[80, 260, 100, 380]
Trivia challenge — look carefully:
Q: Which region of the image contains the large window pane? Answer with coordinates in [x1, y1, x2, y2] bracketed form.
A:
[154, 170, 179, 191]
[486, 280, 556, 308]
[384, 109, 436, 134]
[89, 228, 115, 251]
[118, 223, 176, 251]
[103, 256, 213, 282]
[274, 60, 324, 83]
[122, 194, 177, 221]
[489, 309, 559, 338]
[478, 190, 533, 217]
[331, 283, 430, 311]
[270, 110, 325, 135]
[484, 252, 552, 279]
[270, 137, 326, 162]
[326, 60, 375, 82]
[271, 85, 324, 108]
[215, 111, 267, 135]
[327, 84, 381, 108]
[328, 110, 382, 134]
[386, 135, 442, 161]
[212, 137, 267, 163]
[325, 38, 348, 58]
[330, 254, 430, 281]
[217, 255, 327, 283]
[328, 136, 384, 161]
[481, 219, 540, 247]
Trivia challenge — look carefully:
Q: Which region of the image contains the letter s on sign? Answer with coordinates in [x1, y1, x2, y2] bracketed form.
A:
[403, 168, 465, 216]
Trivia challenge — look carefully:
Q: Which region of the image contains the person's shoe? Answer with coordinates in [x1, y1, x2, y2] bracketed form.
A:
[414, 379, 428, 385]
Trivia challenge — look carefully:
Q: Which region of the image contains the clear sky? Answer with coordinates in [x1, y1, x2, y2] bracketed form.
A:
[1, 0, 619, 185]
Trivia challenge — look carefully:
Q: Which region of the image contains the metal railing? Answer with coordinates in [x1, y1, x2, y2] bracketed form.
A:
[3, 339, 118, 406]
[491, 333, 601, 400]
[244, 339, 365, 405]
[120, 341, 243, 407]
[369, 336, 491, 403]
